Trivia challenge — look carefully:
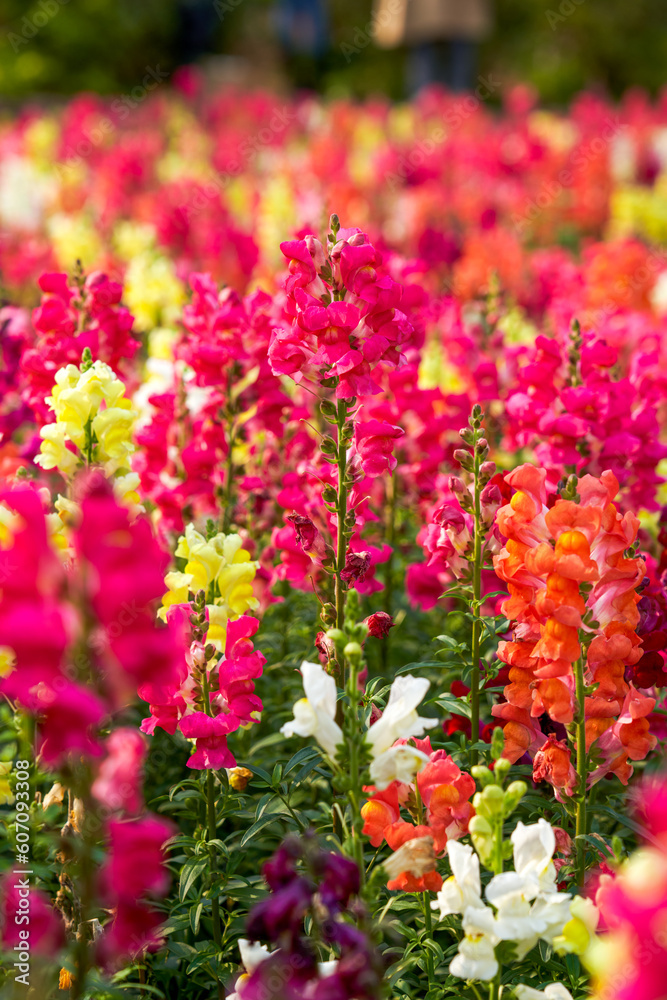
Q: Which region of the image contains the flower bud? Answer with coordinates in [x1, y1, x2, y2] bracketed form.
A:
[475, 783, 505, 818]
[504, 780, 528, 813]
[469, 815, 494, 866]
[228, 767, 253, 791]
[491, 726, 505, 761]
[494, 756, 511, 779]
[446, 477, 465, 500]
[471, 765, 494, 787]
[325, 628, 346, 652]
[315, 598, 332, 619]
[453, 449, 474, 472]
[343, 641, 363, 666]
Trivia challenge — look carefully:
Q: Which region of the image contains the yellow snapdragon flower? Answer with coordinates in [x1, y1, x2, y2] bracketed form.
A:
[554, 896, 599, 956]
[47, 212, 103, 269]
[0, 647, 16, 679]
[36, 359, 138, 480]
[159, 526, 259, 648]
[123, 252, 186, 332]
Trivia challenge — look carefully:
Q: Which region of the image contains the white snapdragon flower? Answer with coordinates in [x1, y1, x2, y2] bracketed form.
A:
[369, 744, 430, 791]
[515, 985, 574, 1000]
[281, 661, 343, 757]
[432, 841, 485, 919]
[282, 667, 435, 781]
[449, 905, 499, 981]
[484, 820, 572, 957]
[228, 939, 272, 1000]
[511, 819, 558, 894]
[365, 675, 438, 756]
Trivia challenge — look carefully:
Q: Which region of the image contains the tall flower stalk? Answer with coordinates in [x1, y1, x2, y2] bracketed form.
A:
[450, 405, 497, 765]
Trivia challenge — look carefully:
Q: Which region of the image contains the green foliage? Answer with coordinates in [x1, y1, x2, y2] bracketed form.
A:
[2, 0, 666, 102]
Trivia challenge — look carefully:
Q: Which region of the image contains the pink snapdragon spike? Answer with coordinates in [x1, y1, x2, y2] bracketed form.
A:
[590, 773, 667, 1000]
[98, 816, 175, 963]
[0, 486, 71, 709]
[24, 271, 139, 423]
[91, 728, 148, 815]
[271, 229, 414, 399]
[75, 475, 184, 703]
[140, 609, 264, 770]
[353, 419, 404, 477]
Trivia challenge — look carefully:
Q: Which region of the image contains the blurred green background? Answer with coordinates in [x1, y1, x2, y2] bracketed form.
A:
[1, 0, 666, 103]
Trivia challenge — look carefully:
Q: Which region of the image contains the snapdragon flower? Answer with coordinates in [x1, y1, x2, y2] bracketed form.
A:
[159, 524, 259, 648]
[36, 359, 138, 479]
[280, 660, 343, 756]
[435, 820, 597, 983]
[282, 664, 436, 787]
[515, 986, 574, 1000]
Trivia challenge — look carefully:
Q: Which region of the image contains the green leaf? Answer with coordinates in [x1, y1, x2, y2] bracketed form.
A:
[189, 900, 204, 935]
[240, 810, 296, 847]
[435, 695, 471, 718]
[244, 764, 273, 786]
[283, 745, 322, 777]
[168, 940, 198, 960]
[179, 857, 209, 901]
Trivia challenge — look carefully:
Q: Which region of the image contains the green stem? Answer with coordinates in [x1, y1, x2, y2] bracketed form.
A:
[422, 892, 436, 989]
[381, 471, 396, 674]
[493, 816, 504, 877]
[574, 654, 587, 887]
[334, 398, 349, 670]
[346, 656, 365, 886]
[470, 451, 483, 765]
[71, 790, 94, 1000]
[84, 416, 93, 467]
[201, 668, 224, 1000]
[489, 969, 501, 1000]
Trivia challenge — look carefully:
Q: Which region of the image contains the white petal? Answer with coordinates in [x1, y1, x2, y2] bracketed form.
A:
[512, 819, 556, 881]
[300, 660, 337, 719]
[365, 674, 436, 755]
[448, 841, 482, 901]
[238, 939, 272, 973]
[515, 985, 574, 1000]
[369, 745, 430, 790]
[450, 934, 498, 982]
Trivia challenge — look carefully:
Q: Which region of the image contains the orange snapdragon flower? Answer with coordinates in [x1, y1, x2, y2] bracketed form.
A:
[493, 464, 650, 794]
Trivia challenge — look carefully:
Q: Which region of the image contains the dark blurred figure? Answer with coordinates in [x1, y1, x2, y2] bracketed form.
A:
[176, 0, 220, 64]
[275, 0, 330, 89]
[374, 0, 492, 95]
